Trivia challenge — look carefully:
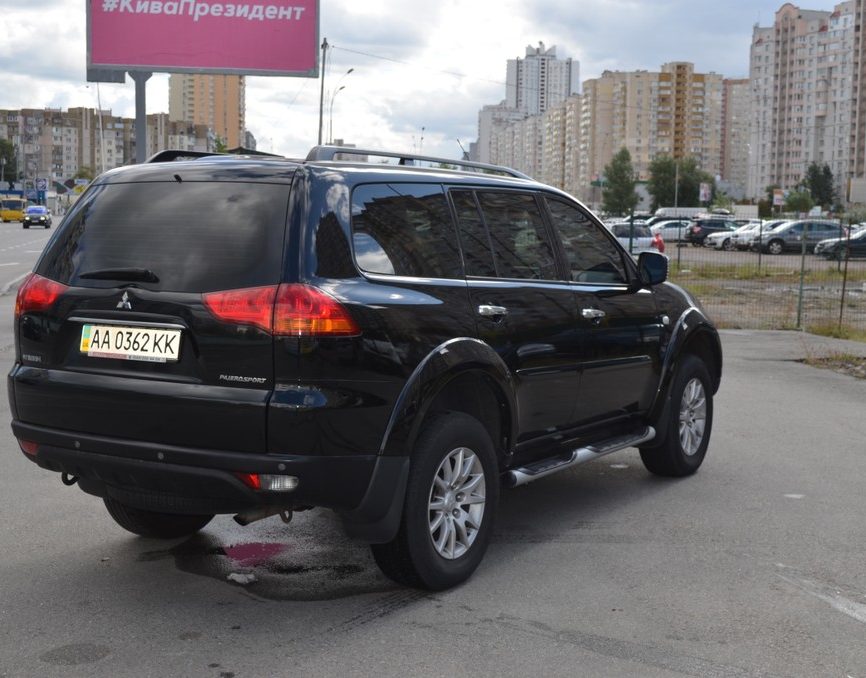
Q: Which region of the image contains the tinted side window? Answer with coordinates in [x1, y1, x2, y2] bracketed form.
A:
[476, 191, 558, 280]
[37, 182, 289, 293]
[545, 198, 628, 284]
[450, 190, 496, 277]
[351, 183, 462, 278]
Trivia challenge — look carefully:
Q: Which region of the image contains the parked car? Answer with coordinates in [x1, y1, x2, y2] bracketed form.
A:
[685, 218, 739, 247]
[22, 205, 52, 229]
[753, 219, 845, 254]
[650, 219, 692, 243]
[816, 227, 866, 260]
[608, 222, 663, 254]
[741, 220, 787, 251]
[705, 224, 754, 251]
[9, 146, 722, 591]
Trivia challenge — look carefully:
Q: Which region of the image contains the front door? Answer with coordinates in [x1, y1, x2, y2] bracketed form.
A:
[543, 196, 664, 428]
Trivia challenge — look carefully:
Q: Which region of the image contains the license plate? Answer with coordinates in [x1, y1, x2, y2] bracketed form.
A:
[80, 324, 182, 363]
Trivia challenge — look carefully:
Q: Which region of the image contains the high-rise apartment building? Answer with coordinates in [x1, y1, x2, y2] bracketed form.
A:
[720, 79, 751, 196]
[747, 2, 856, 199]
[506, 42, 580, 116]
[576, 64, 725, 201]
[168, 74, 246, 149]
[476, 43, 580, 166]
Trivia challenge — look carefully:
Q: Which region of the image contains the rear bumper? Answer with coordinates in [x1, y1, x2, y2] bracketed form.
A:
[11, 420, 383, 516]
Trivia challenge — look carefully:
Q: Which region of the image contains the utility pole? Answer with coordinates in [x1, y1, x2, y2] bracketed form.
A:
[317, 38, 328, 146]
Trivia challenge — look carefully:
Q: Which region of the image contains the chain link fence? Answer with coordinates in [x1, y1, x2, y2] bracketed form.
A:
[662, 229, 866, 337]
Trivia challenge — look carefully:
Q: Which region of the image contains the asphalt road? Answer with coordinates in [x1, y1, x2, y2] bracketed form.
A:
[0, 219, 53, 295]
[1, 242, 866, 677]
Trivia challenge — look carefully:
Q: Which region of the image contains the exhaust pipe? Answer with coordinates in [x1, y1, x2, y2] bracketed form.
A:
[233, 507, 293, 526]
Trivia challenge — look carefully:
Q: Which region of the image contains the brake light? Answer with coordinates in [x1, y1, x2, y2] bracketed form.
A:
[235, 472, 262, 490]
[203, 285, 278, 333]
[273, 284, 360, 337]
[203, 284, 360, 337]
[15, 273, 68, 318]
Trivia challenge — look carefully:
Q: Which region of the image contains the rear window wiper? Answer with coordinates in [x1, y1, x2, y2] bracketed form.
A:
[79, 268, 160, 283]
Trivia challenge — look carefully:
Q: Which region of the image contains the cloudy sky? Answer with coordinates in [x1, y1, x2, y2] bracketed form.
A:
[0, 0, 841, 160]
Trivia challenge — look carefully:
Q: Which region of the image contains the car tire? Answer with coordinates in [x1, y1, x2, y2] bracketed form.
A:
[103, 497, 214, 539]
[639, 354, 713, 478]
[371, 412, 499, 590]
[767, 240, 784, 255]
[22, 224, 29, 229]
[722, 238, 734, 251]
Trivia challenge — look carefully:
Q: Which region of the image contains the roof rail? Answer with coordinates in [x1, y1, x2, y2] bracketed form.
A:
[146, 150, 222, 163]
[305, 145, 531, 180]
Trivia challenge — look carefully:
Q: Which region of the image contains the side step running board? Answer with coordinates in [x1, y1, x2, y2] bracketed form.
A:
[504, 426, 655, 488]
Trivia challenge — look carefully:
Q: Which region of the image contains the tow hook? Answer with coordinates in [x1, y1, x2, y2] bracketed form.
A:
[61, 473, 79, 486]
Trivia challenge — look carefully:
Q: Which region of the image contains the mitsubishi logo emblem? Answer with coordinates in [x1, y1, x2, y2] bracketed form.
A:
[116, 291, 132, 310]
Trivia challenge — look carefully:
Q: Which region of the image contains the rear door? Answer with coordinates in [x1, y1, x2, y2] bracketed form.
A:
[15, 178, 292, 453]
[449, 188, 583, 448]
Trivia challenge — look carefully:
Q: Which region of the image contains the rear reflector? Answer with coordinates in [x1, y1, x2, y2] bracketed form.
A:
[18, 440, 39, 457]
[15, 273, 68, 318]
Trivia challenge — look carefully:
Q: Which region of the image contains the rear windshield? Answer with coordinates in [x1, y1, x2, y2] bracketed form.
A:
[37, 181, 290, 293]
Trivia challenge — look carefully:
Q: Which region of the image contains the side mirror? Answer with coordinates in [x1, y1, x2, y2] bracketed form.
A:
[636, 251, 668, 287]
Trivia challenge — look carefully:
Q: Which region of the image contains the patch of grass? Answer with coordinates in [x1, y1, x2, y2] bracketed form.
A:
[802, 352, 866, 379]
[670, 264, 863, 285]
[805, 323, 866, 343]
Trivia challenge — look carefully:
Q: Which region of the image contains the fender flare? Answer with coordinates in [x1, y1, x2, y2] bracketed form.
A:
[378, 337, 518, 458]
[340, 338, 517, 544]
[648, 306, 722, 426]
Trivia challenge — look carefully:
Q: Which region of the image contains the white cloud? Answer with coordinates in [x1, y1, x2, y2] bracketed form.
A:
[0, 0, 842, 161]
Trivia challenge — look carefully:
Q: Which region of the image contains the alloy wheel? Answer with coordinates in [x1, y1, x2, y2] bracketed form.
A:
[678, 378, 707, 456]
[427, 446, 486, 559]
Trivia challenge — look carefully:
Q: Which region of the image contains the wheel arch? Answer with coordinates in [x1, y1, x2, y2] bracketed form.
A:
[378, 338, 517, 469]
[648, 308, 722, 425]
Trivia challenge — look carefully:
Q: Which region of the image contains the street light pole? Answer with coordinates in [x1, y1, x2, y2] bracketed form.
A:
[328, 85, 345, 144]
[327, 68, 354, 145]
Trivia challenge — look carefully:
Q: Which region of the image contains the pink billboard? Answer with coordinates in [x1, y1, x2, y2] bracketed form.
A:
[88, 0, 319, 76]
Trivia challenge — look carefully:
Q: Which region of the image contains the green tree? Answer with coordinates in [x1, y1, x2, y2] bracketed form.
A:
[802, 162, 835, 209]
[74, 167, 95, 181]
[785, 190, 814, 214]
[213, 136, 227, 153]
[646, 155, 714, 210]
[0, 139, 18, 190]
[601, 147, 638, 215]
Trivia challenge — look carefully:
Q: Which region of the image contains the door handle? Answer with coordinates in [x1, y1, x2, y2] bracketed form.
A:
[581, 308, 606, 321]
[477, 305, 509, 318]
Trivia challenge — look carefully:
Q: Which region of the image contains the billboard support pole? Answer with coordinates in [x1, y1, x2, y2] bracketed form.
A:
[317, 37, 328, 145]
[131, 71, 152, 164]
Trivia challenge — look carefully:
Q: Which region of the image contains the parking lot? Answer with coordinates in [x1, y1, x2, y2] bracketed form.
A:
[2, 274, 865, 677]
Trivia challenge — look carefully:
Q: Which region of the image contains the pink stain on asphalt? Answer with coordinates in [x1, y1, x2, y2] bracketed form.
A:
[223, 543, 288, 567]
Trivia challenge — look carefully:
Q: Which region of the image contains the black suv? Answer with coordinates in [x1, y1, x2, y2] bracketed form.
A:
[685, 218, 738, 247]
[8, 147, 722, 590]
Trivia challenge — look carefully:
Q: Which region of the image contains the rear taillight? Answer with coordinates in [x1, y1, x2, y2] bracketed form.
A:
[203, 285, 278, 333]
[15, 273, 67, 318]
[273, 284, 360, 337]
[203, 284, 360, 337]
